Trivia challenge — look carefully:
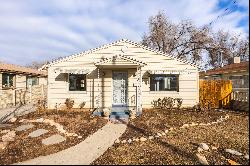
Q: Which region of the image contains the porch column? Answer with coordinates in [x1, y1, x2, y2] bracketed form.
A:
[97, 67, 101, 112]
[136, 66, 142, 116]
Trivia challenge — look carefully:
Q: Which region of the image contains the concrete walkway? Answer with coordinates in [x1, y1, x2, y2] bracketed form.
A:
[15, 122, 127, 165]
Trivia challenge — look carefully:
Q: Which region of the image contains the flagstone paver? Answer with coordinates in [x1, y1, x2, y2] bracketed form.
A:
[42, 134, 66, 145]
[28, 129, 48, 138]
[15, 124, 34, 132]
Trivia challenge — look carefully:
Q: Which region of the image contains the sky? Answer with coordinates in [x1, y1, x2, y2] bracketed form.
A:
[0, 0, 249, 66]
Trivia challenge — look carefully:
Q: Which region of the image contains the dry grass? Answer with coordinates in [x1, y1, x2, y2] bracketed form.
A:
[0, 109, 107, 165]
[92, 108, 249, 165]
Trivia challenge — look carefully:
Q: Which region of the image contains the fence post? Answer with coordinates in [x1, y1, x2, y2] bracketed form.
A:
[29, 86, 32, 103]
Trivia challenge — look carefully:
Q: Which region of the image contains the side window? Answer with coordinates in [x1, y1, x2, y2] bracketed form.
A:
[27, 76, 39, 87]
[150, 74, 179, 92]
[2, 73, 15, 89]
[69, 74, 86, 91]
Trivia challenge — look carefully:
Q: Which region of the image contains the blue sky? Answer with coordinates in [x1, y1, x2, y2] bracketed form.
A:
[0, 0, 249, 66]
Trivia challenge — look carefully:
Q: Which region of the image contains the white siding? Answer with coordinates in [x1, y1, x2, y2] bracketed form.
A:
[47, 41, 199, 109]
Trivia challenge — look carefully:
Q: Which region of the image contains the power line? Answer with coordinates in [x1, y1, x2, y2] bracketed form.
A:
[206, 0, 238, 27]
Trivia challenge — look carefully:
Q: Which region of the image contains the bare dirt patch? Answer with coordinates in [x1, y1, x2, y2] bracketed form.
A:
[92, 109, 249, 165]
[0, 109, 107, 165]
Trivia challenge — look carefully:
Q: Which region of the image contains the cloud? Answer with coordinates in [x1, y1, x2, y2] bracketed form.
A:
[0, 0, 248, 65]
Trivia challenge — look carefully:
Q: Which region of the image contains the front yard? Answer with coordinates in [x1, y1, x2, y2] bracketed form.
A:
[92, 108, 249, 165]
[0, 109, 107, 165]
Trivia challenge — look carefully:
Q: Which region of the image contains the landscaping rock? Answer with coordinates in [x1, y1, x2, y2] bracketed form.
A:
[103, 108, 111, 117]
[157, 133, 162, 137]
[65, 133, 74, 137]
[42, 134, 66, 145]
[78, 136, 82, 139]
[196, 153, 209, 165]
[182, 124, 189, 128]
[0, 124, 13, 129]
[148, 136, 154, 140]
[9, 117, 17, 123]
[0, 141, 8, 150]
[199, 143, 209, 151]
[225, 149, 243, 156]
[121, 140, 127, 143]
[161, 132, 166, 136]
[197, 147, 203, 153]
[140, 137, 147, 142]
[133, 138, 139, 142]
[165, 129, 169, 133]
[2, 131, 16, 142]
[211, 146, 218, 150]
[15, 124, 34, 131]
[28, 129, 48, 138]
[19, 119, 28, 123]
[36, 118, 44, 123]
[115, 139, 120, 143]
[169, 127, 174, 131]
[0, 129, 10, 134]
[199, 123, 206, 126]
[128, 139, 132, 144]
[244, 154, 249, 160]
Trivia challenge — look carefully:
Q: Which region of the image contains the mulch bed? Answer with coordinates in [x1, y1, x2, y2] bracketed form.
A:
[0, 109, 107, 165]
[92, 108, 249, 165]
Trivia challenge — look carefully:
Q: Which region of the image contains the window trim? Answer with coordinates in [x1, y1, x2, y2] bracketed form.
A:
[150, 74, 179, 92]
[68, 73, 87, 92]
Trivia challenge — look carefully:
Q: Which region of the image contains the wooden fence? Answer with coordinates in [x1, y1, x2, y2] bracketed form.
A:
[199, 80, 232, 109]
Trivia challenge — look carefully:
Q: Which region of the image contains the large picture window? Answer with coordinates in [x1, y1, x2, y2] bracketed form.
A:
[2, 73, 15, 89]
[150, 74, 179, 91]
[69, 74, 86, 91]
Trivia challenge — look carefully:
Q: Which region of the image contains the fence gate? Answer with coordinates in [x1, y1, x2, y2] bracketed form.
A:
[199, 80, 232, 109]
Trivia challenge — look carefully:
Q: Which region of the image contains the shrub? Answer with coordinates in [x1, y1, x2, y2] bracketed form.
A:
[65, 98, 74, 110]
[175, 98, 183, 109]
[36, 99, 46, 113]
[79, 101, 86, 109]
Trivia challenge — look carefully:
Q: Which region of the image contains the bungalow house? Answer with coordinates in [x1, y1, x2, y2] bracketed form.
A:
[199, 58, 249, 92]
[0, 63, 47, 108]
[41, 39, 199, 116]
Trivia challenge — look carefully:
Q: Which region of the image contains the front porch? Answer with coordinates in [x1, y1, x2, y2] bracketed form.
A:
[92, 54, 147, 121]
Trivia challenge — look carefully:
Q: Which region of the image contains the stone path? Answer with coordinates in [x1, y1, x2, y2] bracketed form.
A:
[28, 129, 48, 138]
[42, 134, 66, 145]
[15, 124, 34, 132]
[15, 122, 127, 165]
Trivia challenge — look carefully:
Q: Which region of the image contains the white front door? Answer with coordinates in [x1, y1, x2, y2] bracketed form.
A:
[112, 71, 128, 106]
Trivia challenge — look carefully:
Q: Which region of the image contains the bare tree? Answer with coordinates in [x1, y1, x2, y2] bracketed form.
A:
[142, 11, 249, 69]
[26, 60, 48, 69]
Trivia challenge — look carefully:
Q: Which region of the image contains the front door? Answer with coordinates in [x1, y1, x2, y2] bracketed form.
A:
[112, 71, 128, 106]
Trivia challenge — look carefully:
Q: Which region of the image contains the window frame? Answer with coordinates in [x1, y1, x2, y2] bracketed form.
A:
[150, 74, 179, 92]
[2, 73, 15, 89]
[68, 74, 87, 92]
[26, 76, 39, 88]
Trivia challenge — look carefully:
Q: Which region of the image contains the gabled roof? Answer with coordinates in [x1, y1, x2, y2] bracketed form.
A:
[0, 62, 47, 76]
[94, 54, 147, 66]
[200, 61, 249, 77]
[40, 39, 199, 70]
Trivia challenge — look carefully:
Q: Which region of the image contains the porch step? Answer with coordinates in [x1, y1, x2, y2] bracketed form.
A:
[109, 112, 129, 124]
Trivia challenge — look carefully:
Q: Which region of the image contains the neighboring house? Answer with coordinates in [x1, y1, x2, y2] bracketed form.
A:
[0, 63, 47, 90]
[199, 58, 249, 92]
[41, 39, 199, 115]
[0, 63, 48, 108]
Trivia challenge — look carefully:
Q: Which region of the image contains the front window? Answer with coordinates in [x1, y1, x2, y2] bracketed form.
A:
[69, 74, 86, 91]
[2, 73, 15, 88]
[27, 76, 39, 87]
[150, 74, 179, 91]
